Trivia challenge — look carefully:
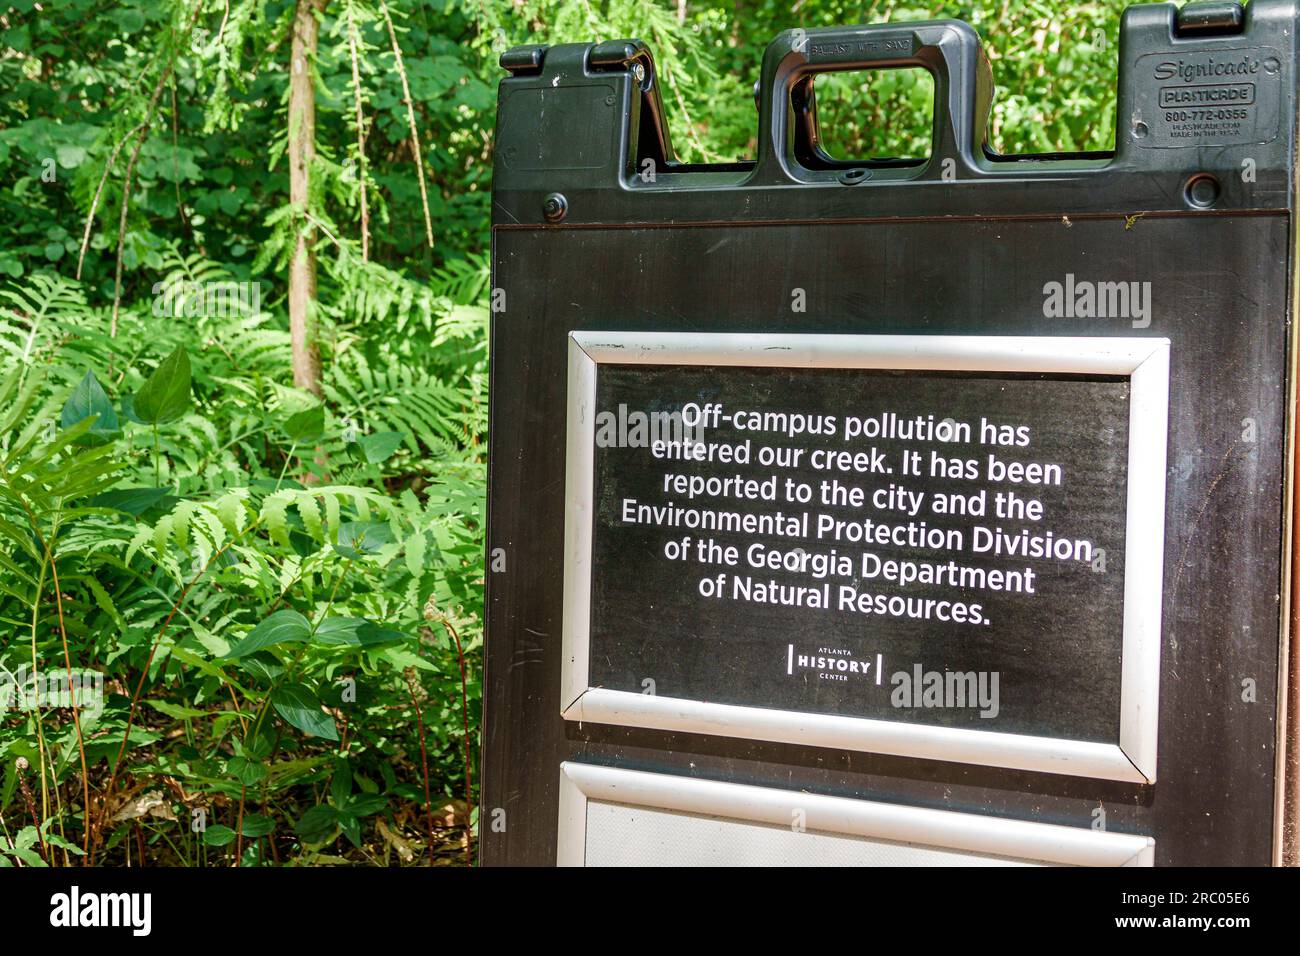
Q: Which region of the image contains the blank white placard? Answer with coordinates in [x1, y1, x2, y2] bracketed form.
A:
[585, 801, 1046, 867]
[558, 762, 1155, 867]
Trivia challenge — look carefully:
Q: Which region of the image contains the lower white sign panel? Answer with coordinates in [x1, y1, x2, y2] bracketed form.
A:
[558, 763, 1154, 867]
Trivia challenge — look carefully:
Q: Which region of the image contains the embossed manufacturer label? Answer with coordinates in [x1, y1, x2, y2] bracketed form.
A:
[1135, 48, 1281, 147]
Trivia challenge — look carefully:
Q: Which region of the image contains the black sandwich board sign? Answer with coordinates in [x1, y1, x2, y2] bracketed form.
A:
[483, 1, 1298, 866]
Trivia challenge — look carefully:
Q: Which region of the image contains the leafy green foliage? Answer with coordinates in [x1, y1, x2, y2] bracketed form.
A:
[61, 370, 119, 441]
[223, 610, 314, 659]
[132, 347, 192, 425]
[271, 684, 340, 741]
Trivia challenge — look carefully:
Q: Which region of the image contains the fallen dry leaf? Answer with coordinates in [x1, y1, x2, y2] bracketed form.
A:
[111, 790, 178, 823]
[376, 817, 415, 862]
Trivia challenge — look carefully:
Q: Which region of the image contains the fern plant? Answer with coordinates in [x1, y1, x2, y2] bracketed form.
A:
[0, 261, 483, 865]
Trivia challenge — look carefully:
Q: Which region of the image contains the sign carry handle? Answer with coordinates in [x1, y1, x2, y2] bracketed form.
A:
[752, 20, 993, 183]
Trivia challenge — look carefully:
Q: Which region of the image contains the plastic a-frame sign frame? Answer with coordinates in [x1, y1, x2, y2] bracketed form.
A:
[483, 1, 1300, 867]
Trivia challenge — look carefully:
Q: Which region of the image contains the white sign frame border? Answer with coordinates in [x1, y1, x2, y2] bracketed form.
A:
[557, 762, 1156, 866]
[561, 331, 1170, 784]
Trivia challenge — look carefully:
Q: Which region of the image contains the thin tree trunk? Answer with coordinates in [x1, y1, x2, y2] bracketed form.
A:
[345, 4, 370, 261]
[289, 0, 326, 398]
[379, 0, 433, 252]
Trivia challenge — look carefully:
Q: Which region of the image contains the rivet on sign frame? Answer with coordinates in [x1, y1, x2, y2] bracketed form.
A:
[542, 193, 568, 222]
[1184, 174, 1220, 210]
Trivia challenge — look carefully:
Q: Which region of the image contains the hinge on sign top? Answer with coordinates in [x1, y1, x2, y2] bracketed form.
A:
[1174, 1, 1245, 37]
[500, 45, 548, 76]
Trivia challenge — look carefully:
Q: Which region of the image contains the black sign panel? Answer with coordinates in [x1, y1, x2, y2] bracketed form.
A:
[486, 6, 1299, 866]
[589, 364, 1131, 743]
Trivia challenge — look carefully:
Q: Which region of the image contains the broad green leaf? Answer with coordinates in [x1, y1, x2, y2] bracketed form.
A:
[237, 652, 285, 684]
[133, 346, 192, 424]
[91, 487, 174, 516]
[349, 431, 404, 463]
[222, 610, 312, 659]
[330, 757, 352, 805]
[203, 824, 237, 847]
[145, 700, 213, 720]
[240, 814, 275, 837]
[56, 144, 87, 168]
[271, 683, 338, 740]
[313, 617, 404, 648]
[343, 794, 387, 818]
[227, 756, 268, 786]
[281, 403, 324, 443]
[295, 804, 339, 844]
[60, 370, 118, 440]
[8, 845, 46, 867]
[339, 812, 362, 848]
[119, 393, 144, 425]
[243, 729, 276, 761]
[112, 8, 145, 32]
[333, 521, 393, 559]
[43, 832, 86, 856]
